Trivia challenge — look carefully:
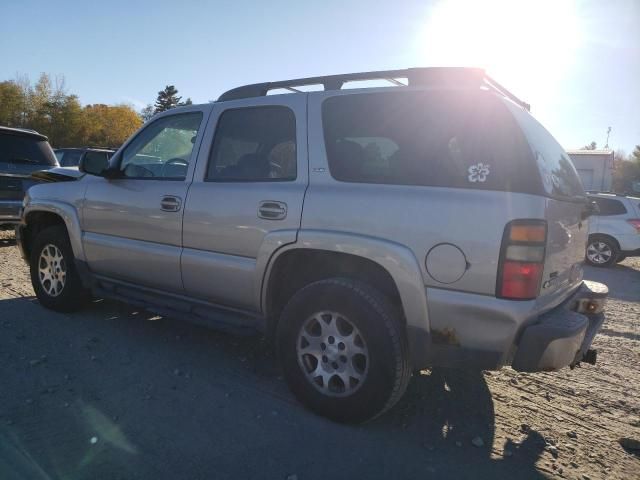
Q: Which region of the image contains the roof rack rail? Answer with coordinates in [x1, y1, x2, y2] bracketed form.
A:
[217, 67, 531, 111]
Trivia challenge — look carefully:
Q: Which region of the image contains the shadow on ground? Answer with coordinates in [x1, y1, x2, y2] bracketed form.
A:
[584, 262, 640, 301]
[0, 297, 547, 479]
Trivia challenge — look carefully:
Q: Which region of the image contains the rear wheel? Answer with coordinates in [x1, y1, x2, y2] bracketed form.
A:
[585, 235, 619, 267]
[30, 225, 90, 311]
[276, 278, 411, 423]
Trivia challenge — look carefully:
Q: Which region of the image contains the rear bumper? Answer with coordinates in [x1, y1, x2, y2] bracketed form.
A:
[511, 280, 607, 371]
[411, 280, 607, 372]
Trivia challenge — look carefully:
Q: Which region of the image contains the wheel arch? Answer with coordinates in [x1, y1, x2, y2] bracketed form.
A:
[20, 202, 85, 264]
[260, 230, 430, 342]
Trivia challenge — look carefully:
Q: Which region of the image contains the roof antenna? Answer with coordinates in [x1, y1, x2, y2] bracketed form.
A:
[605, 126, 611, 149]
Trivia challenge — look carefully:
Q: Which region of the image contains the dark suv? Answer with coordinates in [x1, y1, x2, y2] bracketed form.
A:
[0, 126, 58, 228]
[54, 147, 115, 168]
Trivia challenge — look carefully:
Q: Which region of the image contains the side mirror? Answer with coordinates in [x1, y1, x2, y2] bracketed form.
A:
[79, 154, 109, 176]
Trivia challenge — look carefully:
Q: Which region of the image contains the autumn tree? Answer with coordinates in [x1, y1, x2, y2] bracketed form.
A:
[81, 104, 142, 147]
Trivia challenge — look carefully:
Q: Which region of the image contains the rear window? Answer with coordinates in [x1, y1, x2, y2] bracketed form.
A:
[0, 133, 57, 166]
[505, 104, 585, 200]
[321, 91, 539, 193]
[590, 197, 627, 216]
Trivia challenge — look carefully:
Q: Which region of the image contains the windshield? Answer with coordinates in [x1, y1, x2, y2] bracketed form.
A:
[0, 134, 58, 166]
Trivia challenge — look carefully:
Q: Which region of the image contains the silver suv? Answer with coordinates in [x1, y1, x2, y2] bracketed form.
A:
[17, 68, 607, 423]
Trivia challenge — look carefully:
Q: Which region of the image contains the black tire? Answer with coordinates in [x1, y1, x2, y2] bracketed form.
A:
[616, 255, 627, 263]
[30, 225, 90, 312]
[585, 235, 619, 268]
[276, 278, 411, 423]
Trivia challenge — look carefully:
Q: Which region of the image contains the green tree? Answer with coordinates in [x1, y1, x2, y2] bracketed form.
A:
[140, 104, 155, 122]
[0, 81, 25, 126]
[154, 85, 181, 113]
[631, 145, 640, 164]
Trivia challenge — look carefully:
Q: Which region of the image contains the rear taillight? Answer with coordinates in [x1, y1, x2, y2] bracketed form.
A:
[497, 220, 547, 300]
[627, 219, 640, 233]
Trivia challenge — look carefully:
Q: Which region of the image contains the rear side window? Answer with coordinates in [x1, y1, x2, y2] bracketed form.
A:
[321, 91, 539, 193]
[0, 134, 57, 166]
[591, 197, 627, 216]
[505, 104, 585, 199]
[207, 106, 296, 182]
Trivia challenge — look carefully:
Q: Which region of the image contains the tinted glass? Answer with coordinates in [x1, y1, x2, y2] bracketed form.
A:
[121, 112, 203, 179]
[56, 149, 83, 167]
[506, 104, 585, 199]
[591, 197, 627, 216]
[322, 91, 538, 192]
[207, 107, 296, 181]
[0, 134, 57, 166]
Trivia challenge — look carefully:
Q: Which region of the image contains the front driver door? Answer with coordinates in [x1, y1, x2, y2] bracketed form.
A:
[82, 109, 207, 292]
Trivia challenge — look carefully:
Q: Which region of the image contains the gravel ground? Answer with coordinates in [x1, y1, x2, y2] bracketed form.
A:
[0, 230, 638, 479]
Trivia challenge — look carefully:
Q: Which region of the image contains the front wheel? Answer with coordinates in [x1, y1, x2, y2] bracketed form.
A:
[276, 278, 411, 423]
[29, 225, 90, 312]
[585, 236, 619, 267]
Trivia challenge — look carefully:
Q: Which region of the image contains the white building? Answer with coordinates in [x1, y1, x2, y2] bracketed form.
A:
[567, 149, 614, 192]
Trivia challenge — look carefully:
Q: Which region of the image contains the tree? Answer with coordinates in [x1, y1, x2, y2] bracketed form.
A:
[582, 141, 597, 150]
[154, 85, 181, 113]
[0, 81, 25, 126]
[140, 104, 155, 122]
[631, 145, 640, 164]
[80, 104, 142, 147]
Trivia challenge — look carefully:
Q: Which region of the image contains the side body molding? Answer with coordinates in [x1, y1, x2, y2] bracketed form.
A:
[259, 229, 430, 334]
[22, 200, 86, 261]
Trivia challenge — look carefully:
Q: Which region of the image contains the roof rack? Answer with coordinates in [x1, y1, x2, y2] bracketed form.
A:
[217, 67, 531, 111]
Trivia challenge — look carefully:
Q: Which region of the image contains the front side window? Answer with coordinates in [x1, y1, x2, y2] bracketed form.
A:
[207, 106, 296, 181]
[120, 112, 203, 179]
[321, 91, 539, 193]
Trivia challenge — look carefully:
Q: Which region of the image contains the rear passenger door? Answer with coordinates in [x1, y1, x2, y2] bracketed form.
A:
[182, 96, 307, 311]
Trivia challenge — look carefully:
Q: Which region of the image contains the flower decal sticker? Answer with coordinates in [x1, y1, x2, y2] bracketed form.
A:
[468, 163, 490, 183]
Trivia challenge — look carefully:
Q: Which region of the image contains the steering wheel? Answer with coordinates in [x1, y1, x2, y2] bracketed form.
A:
[161, 158, 188, 177]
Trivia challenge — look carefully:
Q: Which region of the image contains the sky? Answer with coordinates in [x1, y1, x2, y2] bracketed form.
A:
[1, 0, 639, 153]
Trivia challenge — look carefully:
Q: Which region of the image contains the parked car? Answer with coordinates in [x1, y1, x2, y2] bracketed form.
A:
[585, 192, 640, 267]
[0, 126, 58, 229]
[54, 147, 115, 168]
[16, 68, 607, 423]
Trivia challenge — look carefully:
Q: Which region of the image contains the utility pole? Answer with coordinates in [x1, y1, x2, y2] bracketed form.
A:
[605, 126, 611, 149]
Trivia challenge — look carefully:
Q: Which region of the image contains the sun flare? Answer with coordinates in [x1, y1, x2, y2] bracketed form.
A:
[419, 0, 582, 105]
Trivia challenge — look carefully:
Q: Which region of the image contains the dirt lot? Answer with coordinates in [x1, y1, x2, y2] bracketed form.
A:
[0, 230, 638, 480]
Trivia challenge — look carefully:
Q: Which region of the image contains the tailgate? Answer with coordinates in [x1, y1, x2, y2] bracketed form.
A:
[538, 198, 587, 301]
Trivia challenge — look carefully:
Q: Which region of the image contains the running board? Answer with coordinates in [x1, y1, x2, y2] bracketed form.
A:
[93, 277, 264, 336]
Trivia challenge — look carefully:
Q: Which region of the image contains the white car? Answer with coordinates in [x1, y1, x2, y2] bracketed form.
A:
[586, 192, 640, 267]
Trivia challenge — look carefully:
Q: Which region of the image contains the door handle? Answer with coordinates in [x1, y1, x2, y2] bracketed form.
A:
[161, 195, 182, 212]
[258, 201, 287, 220]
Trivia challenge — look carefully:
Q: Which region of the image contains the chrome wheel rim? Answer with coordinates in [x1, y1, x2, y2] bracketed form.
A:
[38, 244, 66, 297]
[296, 311, 369, 397]
[587, 241, 612, 264]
